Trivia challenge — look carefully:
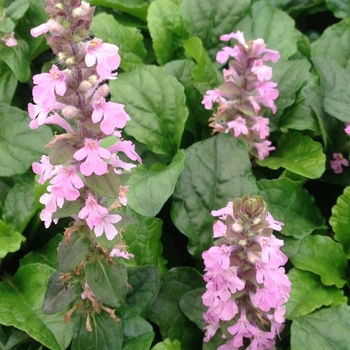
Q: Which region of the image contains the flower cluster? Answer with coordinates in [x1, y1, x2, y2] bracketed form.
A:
[202, 196, 291, 349]
[202, 31, 280, 160]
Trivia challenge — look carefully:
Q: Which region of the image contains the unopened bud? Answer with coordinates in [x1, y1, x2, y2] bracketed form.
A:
[58, 52, 68, 62]
[66, 57, 75, 67]
[62, 106, 81, 119]
[252, 217, 261, 226]
[79, 80, 93, 93]
[55, 3, 64, 10]
[232, 222, 243, 233]
[88, 75, 98, 86]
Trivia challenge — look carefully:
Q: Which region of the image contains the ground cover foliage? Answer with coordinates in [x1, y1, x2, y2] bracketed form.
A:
[1, 0, 350, 349]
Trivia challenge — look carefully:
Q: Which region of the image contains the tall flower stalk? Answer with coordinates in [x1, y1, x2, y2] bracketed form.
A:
[29, 0, 140, 330]
[202, 196, 291, 349]
[202, 31, 280, 160]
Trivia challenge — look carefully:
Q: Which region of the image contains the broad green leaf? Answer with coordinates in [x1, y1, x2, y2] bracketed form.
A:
[0, 63, 17, 104]
[85, 257, 128, 308]
[149, 267, 204, 350]
[90, 13, 146, 72]
[325, 0, 350, 18]
[291, 305, 350, 350]
[183, 37, 222, 95]
[286, 268, 347, 320]
[20, 234, 62, 269]
[3, 175, 35, 232]
[5, 0, 29, 21]
[0, 39, 30, 82]
[72, 311, 123, 350]
[148, 0, 188, 65]
[151, 338, 181, 350]
[179, 287, 206, 330]
[58, 231, 91, 272]
[171, 134, 258, 259]
[0, 263, 73, 350]
[256, 131, 326, 179]
[121, 312, 154, 350]
[180, 0, 250, 61]
[289, 235, 347, 288]
[0, 17, 14, 32]
[329, 186, 350, 258]
[0, 220, 25, 259]
[124, 266, 160, 318]
[43, 271, 80, 315]
[109, 65, 188, 159]
[123, 217, 167, 273]
[257, 178, 326, 239]
[127, 150, 185, 217]
[0, 104, 52, 177]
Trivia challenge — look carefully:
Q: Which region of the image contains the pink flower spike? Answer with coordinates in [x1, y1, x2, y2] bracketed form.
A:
[84, 38, 121, 79]
[331, 153, 349, 174]
[254, 140, 275, 160]
[92, 98, 130, 135]
[1, 32, 17, 47]
[94, 213, 122, 240]
[78, 193, 108, 229]
[74, 138, 111, 176]
[251, 116, 270, 139]
[227, 116, 249, 138]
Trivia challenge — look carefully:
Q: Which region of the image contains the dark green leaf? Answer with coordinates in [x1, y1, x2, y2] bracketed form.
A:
[325, 0, 350, 18]
[151, 339, 181, 350]
[0, 220, 25, 259]
[110, 65, 188, 159]
[0, 104, 52, 177]
[85, 258, 128, 308]
[52, 199, 84, 219]
[171, 134, 258, 258]
[291, 305, 350, 350]
[5, 0, 29, 21]
[0, 63, 17, 104]
[149, 267, 204, 350]
[289, 235, 347, 288]
[286, 268, 347, 320]
[257, 178, 326, 239]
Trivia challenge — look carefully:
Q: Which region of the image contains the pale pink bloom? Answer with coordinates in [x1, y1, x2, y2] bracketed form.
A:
[227, 116, 249, 137]
[39, 187, 64, 214]
[216, 46, 243, 64]
[78, 193, 108, 229]
[50, 166, 84, 201]
[109, 139, 142, 163]
[251, 38, 280, 63]
[30, 19, 64, 37]
[110, 248, 134, 259]
[92, 98, 130, 135]
[32, 65, 68, 102]
[203, 311, 220, 342]
[255, 81, 279, 113]
[202, 245, 233, 271]
[81, 281, 95, 302]
[213, 220, 226, 238]
[84, 38, 120, 79]
[251, 59, 272, 81]
[211, 201, 233, 219]
[202, 89, 223, 109]
[344, 123, 350, 135]
[331, 153, 349, 174]
[227, 309, 254, 347]
[109, 154, 137, 172]
[118, 186, 128, 206]
[256, 234, 287, 266]
[266, 212, 284, 231]
[74, 138, 111, 176]
[254, 140, 275, 160]
[246, 327, 275, 350]
[32, 156, 57, 184]
[220, 31, 246, 46]
[40, 208, 59, 229]
[94, 213, 122, 240]
[213, 298, 238, 321]
[45, 112, 75, 133]
[251, 116, 270, 139]
[1, 32, 17, 47]
[251, 286, 278, 312]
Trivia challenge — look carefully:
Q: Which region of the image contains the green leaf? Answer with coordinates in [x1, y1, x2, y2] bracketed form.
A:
[52, 199, 84, 219]
[3, 175, 35, 232]
[330, 186, 350, 258]
[180, 0, 250, 61]
[58, 231, 91, 273]
[72, 311, 123, 350]
[256, 131, 326, 179]
[127, 150, 185, 217]
[291, 305, 350, 350]
[183, 37, 222, 95]
[257, 178, 326, 239]
[325, 0, 350, 18]
[171, 133, 258, 259]
[0, 63, 17, 104]
[90, 13, 146, 72]
[148, 267, 204, 350]
[43, 271, 80, 315]
[20, 234, 62, 269]
[147, 0, 188, 65]
[0, 220, 25, 259]
[124, 265, 160, 318]
[110, 65, 188, 159]
[286, 268, 347, 320]
[123, 217, 168, 273]
[179, 287, 206, 330]
[0, 263, 73, 350]
[5, 0, 29, 21]
[289, 235, 347, 288]
[121, 312, 154, 350]
[0, 104, 52, 177]
[151, 338, 181, 350]
[85, 258, 128, 308]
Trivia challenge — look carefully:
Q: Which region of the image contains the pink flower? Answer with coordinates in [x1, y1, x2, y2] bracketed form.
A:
[30, 19, 64, 37]
[78, 193, 108, 229]
[251, 59, 273, 81]
[331, 153, 349, 174]
[94, 213, 122, 240]
[220, 31, 246, 45]
[92, 98, 130, 135]
[109, 139, 142, 163]
[227, 116, 249, 137]
[227, 309, 254, 347]
[32, 156, 57, 184]
[84, 38, 120, 79]
[74, 138, 111, 176]
[1, 32, 17, 47]
[110, 248, 134, 259]
[202, 89, 223, 109]
[251, 116, 270, 139]
[254, 140, 275, 160]
[266, 212, 284, 231]
[344, 123, 350, 135]
[203, 245, 233, 271]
